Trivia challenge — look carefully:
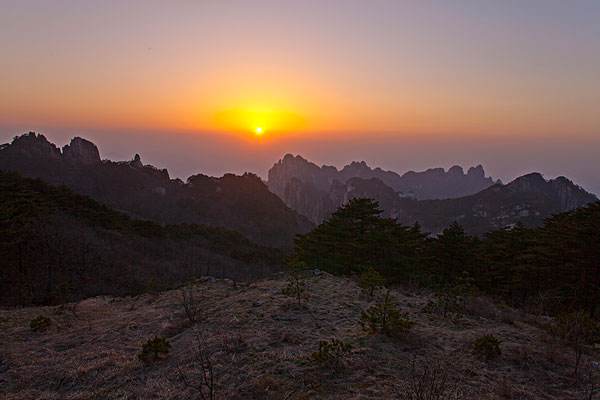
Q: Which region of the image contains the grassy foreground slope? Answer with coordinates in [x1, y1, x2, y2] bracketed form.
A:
[1, 273, 595, 399]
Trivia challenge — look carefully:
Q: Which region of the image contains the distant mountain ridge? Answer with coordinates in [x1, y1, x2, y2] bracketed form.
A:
[268, 154, 498, 224]
[269, 154, 497, 202]
[0, 133, 313, 247]
[267, 154, 597, 234]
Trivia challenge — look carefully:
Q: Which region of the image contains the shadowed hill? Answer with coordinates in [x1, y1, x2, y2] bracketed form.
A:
[0, 171, 283, 306]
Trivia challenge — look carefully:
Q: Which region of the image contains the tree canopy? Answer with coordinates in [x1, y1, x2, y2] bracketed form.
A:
[293, 196, 600, 316]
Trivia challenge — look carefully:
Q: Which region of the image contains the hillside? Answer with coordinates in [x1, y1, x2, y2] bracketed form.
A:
[0, 133, 313, 247]
[0, 171, 282, 306]
[1, 273, 596, 399]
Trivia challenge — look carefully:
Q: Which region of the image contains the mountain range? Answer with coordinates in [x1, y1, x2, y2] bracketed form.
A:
[267, 154, 597, 234]
[2, 133, 597, 244]
[0, 133, 312, 247]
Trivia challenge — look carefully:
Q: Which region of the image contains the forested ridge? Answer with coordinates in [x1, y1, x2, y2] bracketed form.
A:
[0, 171, 283, 306]
[294, 198, 600, 316]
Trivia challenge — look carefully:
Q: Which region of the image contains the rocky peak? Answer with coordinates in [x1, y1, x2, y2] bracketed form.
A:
[268, 153, 336, 196]
[62, 137, 100, 165]
[507, 173, 547, 192]
[9, 132, 61, 160]
[549, 176, 598, 210]
[130, 154, 143, 168]
[448, 165, 464, 176]
[344, 160, 369, 169]
[467, 165, 485, 179]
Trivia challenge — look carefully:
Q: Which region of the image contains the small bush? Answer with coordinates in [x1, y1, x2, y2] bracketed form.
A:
[282, 272, 309, 305]
[178, 333, 217, 400]
[472, 335, 501, 361]
[311, 338, 352, 369]
[30, 315, 51, 332]
[180, 287, 202, 324]
[138, 336, 171, 363]
[359, 267, 385, 296]
[361, 291, 414, 338]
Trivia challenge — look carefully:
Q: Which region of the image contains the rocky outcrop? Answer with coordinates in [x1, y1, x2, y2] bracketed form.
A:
[130, 154, 143, 168]
[506, 173, 597, 212]
[7, 132, 62, 160]
[62, 137, 101, 165]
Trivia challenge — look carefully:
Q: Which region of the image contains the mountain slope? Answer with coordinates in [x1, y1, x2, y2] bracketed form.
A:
[0, 133, 313, 246]
[0, 171, 283, 306]
[336, 173, 597, 235]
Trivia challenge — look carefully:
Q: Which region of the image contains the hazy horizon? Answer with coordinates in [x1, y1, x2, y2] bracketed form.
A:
[1, 127, 598, 196]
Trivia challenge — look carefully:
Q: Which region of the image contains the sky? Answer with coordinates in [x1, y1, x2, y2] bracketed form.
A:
[1, 1, 599, 194]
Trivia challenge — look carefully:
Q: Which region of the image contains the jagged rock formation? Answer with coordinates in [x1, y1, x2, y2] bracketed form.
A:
[268, 154, 498, 224]
[0, 133, 312, 247]
[62, 137, 101, 165]
[267, 154, 597, 233]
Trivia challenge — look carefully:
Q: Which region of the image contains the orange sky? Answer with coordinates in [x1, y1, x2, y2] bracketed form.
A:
[2, 1, 600, 140]
[1, 1, 599, 193]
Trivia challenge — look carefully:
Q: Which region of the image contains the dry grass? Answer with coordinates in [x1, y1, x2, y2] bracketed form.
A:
[0, 273, 596, 399]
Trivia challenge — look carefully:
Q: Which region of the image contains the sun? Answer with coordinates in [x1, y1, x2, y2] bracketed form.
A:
[254, 127, 264, 135]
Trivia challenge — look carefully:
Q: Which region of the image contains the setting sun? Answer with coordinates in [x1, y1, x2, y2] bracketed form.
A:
[212, 104, 307, 136]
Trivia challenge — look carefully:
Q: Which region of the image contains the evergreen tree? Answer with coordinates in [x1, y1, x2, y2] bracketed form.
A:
[426, 222, 478, 287]
[293, 198, 425, 279]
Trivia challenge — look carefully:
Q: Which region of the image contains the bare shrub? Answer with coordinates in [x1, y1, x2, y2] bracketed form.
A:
[180, 286, 202, 324]
[179, 332, 218, 400]
[282, 272, 309, 306]
[395, 357, 465, 400]
[549, 311, 598, 379]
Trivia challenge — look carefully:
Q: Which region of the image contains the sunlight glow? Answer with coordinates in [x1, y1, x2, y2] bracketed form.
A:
[213, 105, 306, 136]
